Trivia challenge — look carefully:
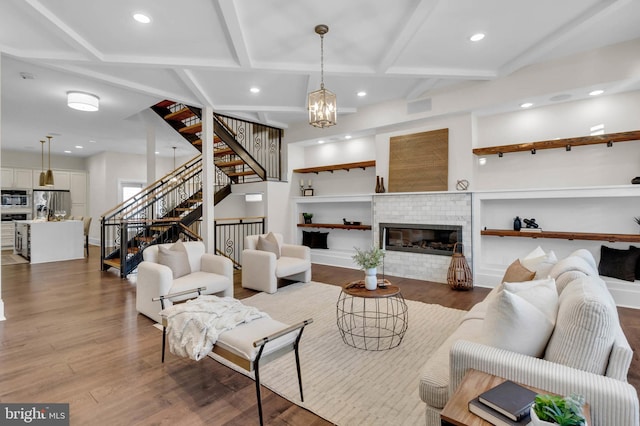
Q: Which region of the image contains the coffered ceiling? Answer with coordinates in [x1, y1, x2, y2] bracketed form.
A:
[1, 0, 639, 157]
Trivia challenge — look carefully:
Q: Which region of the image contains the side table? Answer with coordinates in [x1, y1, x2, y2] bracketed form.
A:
[440, 369, 591, 426]
[336, 279, 408, 351]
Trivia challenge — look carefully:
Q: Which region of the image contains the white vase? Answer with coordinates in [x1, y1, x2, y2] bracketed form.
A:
[364, 267, 377, 290]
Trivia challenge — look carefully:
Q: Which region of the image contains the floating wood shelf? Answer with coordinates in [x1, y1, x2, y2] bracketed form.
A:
[297, 223, 372, 231]
[293, 160, 375, 174]
[472, 130, 640, 156]
[481, 229, 640, 243]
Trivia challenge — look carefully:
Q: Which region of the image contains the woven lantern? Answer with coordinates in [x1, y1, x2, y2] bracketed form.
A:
[447, 242, 473, 291]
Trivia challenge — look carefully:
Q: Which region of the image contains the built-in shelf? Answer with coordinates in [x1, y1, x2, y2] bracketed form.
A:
[293, 160, 376, 174]
[297, 223, 372, 231]
[472, 130, 640, 156]
[481, 229, 640, 243]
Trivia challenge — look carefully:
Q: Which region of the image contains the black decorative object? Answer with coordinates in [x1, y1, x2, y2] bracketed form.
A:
[632, 177, 640, 184]
[523, 218, 539, 228]
[375, 176, 382, 193]
[513, 216, 522, 231]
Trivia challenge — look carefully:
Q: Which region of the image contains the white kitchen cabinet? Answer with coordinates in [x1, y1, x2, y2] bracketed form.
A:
[1, 222, 15, 248]
[2, 168, 33, 189]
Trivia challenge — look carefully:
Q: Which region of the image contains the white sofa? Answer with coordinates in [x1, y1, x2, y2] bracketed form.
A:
[241, 232, 311, 294]
[419, 249, 639, 426]
[136, 241, 233, 323]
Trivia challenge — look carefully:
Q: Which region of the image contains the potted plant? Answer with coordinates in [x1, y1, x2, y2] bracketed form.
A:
[302, 213, 313, 224]
[530, 393, 587, 426]
[352, 246, 385, 290]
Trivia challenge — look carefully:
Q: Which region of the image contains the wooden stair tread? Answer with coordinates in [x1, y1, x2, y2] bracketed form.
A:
[175, 207, 194, 211]
[214, 147, 234, 157]
[103, 259, 121, 268]
[193, 136, 223, 146]
[136, 236, 154, 243]
[179, 122, 202, 134]
[164, 107, 195, 121]
[227, 170, 256, 177]
[216, 159, 245, 168]
[155, 100, 175, 108]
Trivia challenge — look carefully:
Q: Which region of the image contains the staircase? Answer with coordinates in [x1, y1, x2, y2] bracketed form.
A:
[100, 102, 283, 278]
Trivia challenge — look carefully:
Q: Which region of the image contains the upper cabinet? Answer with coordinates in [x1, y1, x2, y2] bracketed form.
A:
[2, 167, 33, 189]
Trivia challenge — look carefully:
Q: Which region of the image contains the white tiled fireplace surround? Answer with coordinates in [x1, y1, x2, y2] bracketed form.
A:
[373, 192, 472, 283]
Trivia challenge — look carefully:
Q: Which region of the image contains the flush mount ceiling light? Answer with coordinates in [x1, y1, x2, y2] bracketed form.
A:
[250, 87, 260, 94]
[357, 91, 367, 97]
[133, 13, 151, 24]
[589, 89, 604, 96]
[67, 91, 99, 112]
[308, 24, 337, 128]
[469, 33, 485, 42]
[520, 102, 533, 108]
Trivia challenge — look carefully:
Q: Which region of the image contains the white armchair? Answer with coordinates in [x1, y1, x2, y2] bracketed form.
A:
[136, 241, 233, 323]
[241, 232, 311, 294]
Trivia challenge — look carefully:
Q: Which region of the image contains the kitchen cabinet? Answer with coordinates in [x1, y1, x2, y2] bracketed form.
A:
[2, 168, 33, 189]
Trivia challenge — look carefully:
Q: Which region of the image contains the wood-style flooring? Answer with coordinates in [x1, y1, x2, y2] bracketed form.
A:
[0, 247, 638, 425]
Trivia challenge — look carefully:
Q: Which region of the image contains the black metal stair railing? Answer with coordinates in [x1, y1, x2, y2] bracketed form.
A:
[100, 155, 206, 277]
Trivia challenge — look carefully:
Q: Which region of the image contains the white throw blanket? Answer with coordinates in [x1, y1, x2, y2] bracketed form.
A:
[160, 295, 269, 361]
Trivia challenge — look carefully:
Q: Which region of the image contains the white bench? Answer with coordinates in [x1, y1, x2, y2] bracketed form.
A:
[154, 287, 313, 425]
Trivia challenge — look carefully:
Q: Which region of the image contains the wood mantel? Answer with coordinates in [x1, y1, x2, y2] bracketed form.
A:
[481, 229, 640, 243]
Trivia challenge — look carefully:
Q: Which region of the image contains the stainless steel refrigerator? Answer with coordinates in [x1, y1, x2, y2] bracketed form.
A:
[33, 189, 71, 220]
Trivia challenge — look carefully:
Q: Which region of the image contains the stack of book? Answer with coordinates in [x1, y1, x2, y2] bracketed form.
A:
[468, 380, 537, 426]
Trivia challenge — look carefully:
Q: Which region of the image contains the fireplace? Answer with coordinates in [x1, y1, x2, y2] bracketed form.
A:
[379, 223, 462, 256]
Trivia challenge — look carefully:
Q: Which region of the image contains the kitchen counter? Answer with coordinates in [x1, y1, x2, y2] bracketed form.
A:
[14, 220, 84, 264]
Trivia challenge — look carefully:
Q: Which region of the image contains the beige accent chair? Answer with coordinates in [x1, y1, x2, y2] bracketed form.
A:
[241, 232, 311, 294]
[136, 241, 233, 323]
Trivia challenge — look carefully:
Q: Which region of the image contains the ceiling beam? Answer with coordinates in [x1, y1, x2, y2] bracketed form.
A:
[24, 0, 103, 61]
[499, 0, 627, 76]
[215, 0, 252, 68]
[376, 0, 441, 74]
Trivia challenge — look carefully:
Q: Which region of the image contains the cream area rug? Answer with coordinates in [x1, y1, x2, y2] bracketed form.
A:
[209, 282, 466, 426]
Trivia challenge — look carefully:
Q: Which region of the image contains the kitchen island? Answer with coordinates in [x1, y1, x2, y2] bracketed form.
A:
[14, 220, 84, 264]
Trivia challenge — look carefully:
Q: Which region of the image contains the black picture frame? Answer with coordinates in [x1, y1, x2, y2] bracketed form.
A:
[303, 188, 314, 196]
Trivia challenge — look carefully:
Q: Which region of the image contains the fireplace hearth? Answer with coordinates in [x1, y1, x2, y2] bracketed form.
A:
[379, 223, 462, 256]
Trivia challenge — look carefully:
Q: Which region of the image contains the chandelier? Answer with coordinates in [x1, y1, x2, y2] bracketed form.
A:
[308, 24, 336, 128]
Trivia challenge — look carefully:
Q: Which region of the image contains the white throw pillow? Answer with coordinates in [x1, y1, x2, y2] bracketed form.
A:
[158, 241, 191, 279]
[257, 232, 281, 259]
[533, 250, 558, 279]
[544, 276, 618, 375]
[482, 278, 558, 357]
[520, 246, 547, 271]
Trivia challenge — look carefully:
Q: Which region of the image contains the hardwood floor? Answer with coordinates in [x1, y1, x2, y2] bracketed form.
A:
[0, 248, 638, 425]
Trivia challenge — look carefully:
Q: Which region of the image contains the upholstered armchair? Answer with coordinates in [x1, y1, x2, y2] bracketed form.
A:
[136, 240, 233, 323]
[241, 232, 311, 294]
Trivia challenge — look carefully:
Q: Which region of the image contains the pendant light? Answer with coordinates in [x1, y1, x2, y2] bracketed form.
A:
[45, 135, 55, 186]
[308, 24, 337, 128]
[170, 147, 178, 182]
[39, 140, 46, 186]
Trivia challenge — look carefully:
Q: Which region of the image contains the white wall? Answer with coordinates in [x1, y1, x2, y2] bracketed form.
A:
[0, 150, 87, 171]
[474, 90, 640, 189]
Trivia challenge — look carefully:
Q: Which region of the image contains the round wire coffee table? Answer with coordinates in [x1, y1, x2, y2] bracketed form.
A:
[336, 279, 408, 351]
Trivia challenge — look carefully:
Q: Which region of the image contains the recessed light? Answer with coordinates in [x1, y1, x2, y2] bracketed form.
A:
[589, 89, 604, 96]
[345, 135, 352, 140]
[133, 13, 151, 24]
[75, 145, 83, 149]
[520, 102, 533, 108]
[318, 140, 325, 144]
[250, 87, 260, 94]
[357, 91, 367, 97]
[89, 140, 96, 143]
[470, 33, 485, 42]
[64, 150, 71, 154]
[155, 151, 159, 155]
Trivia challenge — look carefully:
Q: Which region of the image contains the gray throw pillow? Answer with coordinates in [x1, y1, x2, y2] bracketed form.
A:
[257, 232, 280, 259]
[158, 241, 191, 279]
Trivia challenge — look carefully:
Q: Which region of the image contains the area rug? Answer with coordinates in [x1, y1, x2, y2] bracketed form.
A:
[209, 282, 466, 425]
